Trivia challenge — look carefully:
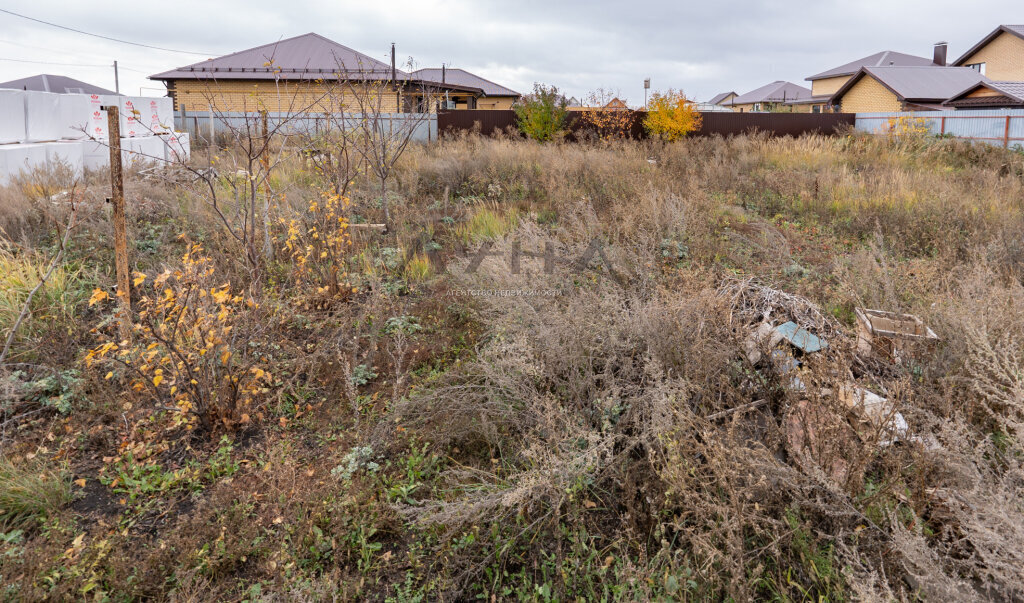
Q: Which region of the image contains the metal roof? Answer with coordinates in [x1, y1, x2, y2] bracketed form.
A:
[859, 66, 988, 101]
[410, 68, 518, 97]
[806, 51, 934, 81]
[0, 73, 117, 95]
[728, 81, 811, 105]
[708, 91, 736, 105]
[952, 25, 1024, 66]
[150, 33, 402, 81]
[944, 81, 1024, 106]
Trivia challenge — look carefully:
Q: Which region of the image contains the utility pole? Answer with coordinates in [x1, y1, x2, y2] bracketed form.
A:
[644, 78, 650, 110]
[104, 105, 130, 338]
[113, 60, 120, 94]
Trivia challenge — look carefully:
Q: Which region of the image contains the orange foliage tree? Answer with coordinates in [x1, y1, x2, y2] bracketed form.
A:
[577, 89, 635, 141]
[85, 243, 272, 433]
[643, 89, 702, 141]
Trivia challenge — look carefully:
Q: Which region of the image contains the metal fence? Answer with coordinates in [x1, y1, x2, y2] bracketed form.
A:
[174, 110, 438, 142]
[854, 110, 1024, 148]
[437, 109, 856, 139]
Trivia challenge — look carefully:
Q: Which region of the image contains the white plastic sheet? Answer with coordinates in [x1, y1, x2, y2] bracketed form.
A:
[24, 91, 63, 142]
[0, 89, 26, 144]
[86, 93, 116, 140]
[123, 136, 165, 167]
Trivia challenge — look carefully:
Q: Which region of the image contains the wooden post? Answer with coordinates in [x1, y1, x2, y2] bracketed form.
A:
[940, 115, 946, 135]
[105, 105, 131, 337]
[1005, 115, 1011, 148]
[260, 110, 273, 259]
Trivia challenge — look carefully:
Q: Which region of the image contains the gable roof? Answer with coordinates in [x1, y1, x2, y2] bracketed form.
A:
[708, 91, 736, 104]
[807, 50, 935, 81]
[150, 32, 400, 80]
[953, 25, 1024, 66]
[944, 81, 1024, 106]
[728, 81, 811, 105]
[832, 66, 989, 103]
[0, 74, 116, 95]
[410, 68, 519, 97]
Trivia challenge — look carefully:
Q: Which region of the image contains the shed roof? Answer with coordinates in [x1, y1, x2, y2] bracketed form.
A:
[833, 66, 989, 103]
[708, 91, 736, 105]
[952, 25, 1024, 66]
[0, 73, 116, 95]
[728, 81, 811, 105]
[806, 51, 934, 81]
[410, 68, 519, 96]
[151, 32, 400, 80]
[944, 81, 1024, 106]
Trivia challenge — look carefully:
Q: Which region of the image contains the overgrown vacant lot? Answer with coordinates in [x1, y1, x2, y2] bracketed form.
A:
[2, 130, 1024, 601]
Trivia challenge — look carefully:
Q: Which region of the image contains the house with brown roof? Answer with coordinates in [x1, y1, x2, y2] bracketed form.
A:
[409, 68, 519, 109]
[829, 65, 988, 113]
[0, 74, 117, 96]
[803, 48, 940, 112]
[943, 81, 1024, 109]
[725, 81, 812, 112]
[951, 25, 1024, 80]
[150, 33, 519, 114]
[708, 91, 737, 106]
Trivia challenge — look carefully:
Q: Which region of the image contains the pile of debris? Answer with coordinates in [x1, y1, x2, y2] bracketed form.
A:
[721, 279, 938, 486]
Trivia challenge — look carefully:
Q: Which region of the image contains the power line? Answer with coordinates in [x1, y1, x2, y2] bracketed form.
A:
[0, 57, 110, 68]
[0, 8, 213, 55]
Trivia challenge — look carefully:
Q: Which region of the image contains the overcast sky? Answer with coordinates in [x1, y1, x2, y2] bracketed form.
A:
[0, 1, 1020, 104]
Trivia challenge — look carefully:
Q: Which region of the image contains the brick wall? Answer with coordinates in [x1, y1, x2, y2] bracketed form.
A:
[170, 79, 401, 114]
[811, 75, 851, 96]
[839, 76, 903, 113]
[959, 31, 1024, 81]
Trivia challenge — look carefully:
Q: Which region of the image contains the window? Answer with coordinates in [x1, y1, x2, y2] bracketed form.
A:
[812, 104, 821, 114]
[752, 103, 762, 111]
[965, 62, 986, 75]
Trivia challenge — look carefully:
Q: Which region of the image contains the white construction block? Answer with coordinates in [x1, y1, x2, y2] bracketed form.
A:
[159, 132, 190, 162]
[44, 141, 85, 176]
[0, 90, 26, 144]
[82, 139, 110, 170]
[24, 91, 62, 142]
[86, 93, 117, 140]
[0, 142, 50, 183]
[59, 94, 92, 140]
[141, 97, 174, 134]
[122, 136, 165, 167]
[120, 96, 150, 137]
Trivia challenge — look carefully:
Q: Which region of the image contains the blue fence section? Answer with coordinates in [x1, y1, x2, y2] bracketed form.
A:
[854, 110, 1024, 148]
[173, 111, 438, 143]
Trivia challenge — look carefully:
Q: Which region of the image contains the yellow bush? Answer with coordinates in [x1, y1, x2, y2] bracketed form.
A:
[644, 90, 702, 142]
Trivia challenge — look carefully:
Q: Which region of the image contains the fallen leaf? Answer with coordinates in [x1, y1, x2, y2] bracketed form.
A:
[74, 478, 87, 488]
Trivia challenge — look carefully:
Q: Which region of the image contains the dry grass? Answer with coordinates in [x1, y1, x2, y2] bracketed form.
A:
[2, 131, 1024, 600]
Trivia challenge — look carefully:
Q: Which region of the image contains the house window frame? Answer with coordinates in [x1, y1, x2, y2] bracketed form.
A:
[965, 62, 986, 75]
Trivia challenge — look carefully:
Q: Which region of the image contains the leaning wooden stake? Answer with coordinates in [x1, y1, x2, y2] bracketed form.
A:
[105, 105, 131, 338]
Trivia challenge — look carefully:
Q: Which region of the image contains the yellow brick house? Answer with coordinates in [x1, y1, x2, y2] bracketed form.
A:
[952, 25, 1024, 80]
[804, 49, 937, 112]
[830, 66, 987, 113]
[150, 33, 519, 114]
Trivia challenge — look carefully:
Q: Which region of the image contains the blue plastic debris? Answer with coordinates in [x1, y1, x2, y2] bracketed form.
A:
[774, 322, 827, 353]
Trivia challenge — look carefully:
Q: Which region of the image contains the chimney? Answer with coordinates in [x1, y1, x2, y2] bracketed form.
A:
[390, 43, 397, 84]
[933, 41, 948, 66]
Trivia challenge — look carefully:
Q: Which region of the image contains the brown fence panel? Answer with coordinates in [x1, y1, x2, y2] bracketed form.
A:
[438, 110, 518, 137]
[692, 112, 856, 137]
[438, 110, 855, 140]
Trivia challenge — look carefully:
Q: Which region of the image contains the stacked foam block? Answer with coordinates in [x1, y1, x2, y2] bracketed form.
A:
[0, 89, 189, 185]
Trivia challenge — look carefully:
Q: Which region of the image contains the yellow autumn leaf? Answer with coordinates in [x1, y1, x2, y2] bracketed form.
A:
[153, 375, 164, 387]
[74, 478, 87, 488]
[132, 271, 147, 286]
[88, 288, 109, 306]
[105, 371, 113, 380]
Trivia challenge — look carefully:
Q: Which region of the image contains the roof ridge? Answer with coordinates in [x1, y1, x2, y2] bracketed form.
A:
[167, 32, 393, 73]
